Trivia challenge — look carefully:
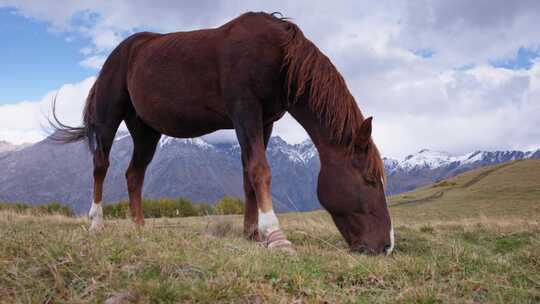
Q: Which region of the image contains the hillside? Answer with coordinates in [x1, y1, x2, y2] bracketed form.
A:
[389, 159, 540, 222]
[0, 133, 538, 214]
[0, 140, 28, 154]
[1, 160, 539, 302]
[384, 148, 540, 194]
[0, 135, 319, 213]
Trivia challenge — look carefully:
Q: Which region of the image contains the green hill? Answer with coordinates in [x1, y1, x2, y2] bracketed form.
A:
[0, 160, 539, 302]
[389, 159, 540, 223]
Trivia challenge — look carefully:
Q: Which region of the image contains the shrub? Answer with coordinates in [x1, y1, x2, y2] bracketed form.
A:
[37, 202, 74, 217]
[104, 197, 200, 218]
[215, 197, 244, 215]
[197, 203, 216, 216]
[0, 202, 74, 216]
[176, 198, 198, 217]
[100, 196, 245, 219]
[0, 202, 29, 213]
[103, 201, 130, 219]
[142, 199, 163, 218]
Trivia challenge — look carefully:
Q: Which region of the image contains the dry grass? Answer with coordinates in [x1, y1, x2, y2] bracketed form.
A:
[1, 211, 539, 303]
[1, 160, 539, 303]
[389, 160, 540, 221]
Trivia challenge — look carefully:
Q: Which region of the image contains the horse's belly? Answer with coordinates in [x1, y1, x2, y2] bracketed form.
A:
[128, 55, 231, 137]
[132, 96, 233, 138]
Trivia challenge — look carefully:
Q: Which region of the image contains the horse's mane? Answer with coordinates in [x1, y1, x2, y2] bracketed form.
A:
[280, 18, 386, 183]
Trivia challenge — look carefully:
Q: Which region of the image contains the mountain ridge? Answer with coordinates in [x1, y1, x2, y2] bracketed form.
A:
[0, 134, 538, 214]
[0, 140, 30, 154]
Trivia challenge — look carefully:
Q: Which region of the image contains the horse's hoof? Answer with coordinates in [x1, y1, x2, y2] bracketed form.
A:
[88, 201, 104, 232]
[261, 229, 296, 254]
[245, 229, 262, 242]
[133, 218, 145, 227]
[89, 218, 104, 232]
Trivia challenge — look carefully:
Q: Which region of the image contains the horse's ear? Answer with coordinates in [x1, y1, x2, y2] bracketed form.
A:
[355, 117, 372, 148]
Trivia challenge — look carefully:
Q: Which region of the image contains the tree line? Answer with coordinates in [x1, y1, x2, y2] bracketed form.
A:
[0, 196, 245, 218]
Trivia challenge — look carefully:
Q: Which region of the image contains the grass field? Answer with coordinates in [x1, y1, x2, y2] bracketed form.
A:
[1, 160, 539, 303]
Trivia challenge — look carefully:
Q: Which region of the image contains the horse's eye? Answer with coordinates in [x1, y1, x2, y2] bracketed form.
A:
[352, 158, 362, 169]
[354, 143, 370, 154]
[362, 173, 377, 187]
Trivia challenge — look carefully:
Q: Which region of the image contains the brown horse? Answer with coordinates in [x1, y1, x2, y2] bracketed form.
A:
[52, 12, 394, 255]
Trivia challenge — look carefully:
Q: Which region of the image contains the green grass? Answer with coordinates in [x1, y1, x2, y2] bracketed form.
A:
[389, 160, 540, 222]
[1, 160, 539, 303]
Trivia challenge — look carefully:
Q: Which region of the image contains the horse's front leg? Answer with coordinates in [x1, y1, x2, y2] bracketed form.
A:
[242, 123, 274, 241]
[242, 164, 260, 241]
[234, 112, 294, 252]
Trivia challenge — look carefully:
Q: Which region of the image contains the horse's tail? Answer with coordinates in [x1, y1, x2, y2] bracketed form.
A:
[49, 83, 97, 154]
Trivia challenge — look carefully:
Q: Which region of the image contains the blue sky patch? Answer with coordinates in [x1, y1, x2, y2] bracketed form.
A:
[0, 8, 96, 104]
[454, 63, 475, 71]
[412, 48, 435, 58]
[491, 47, 540, 70]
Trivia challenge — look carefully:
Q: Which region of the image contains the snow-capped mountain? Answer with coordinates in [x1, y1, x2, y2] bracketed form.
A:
[383, 148, 540, 193]
[0, 134, 321, 213]
[385, 148, 540, 172]
[385, 149, 540, 172]
[0, 133, 538, 213]
[266, 136, 317, 164]
[397, 149, 454, 170]
[158, 136, 213, 149]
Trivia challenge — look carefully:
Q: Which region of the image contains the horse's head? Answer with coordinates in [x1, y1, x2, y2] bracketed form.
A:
[317, 117, 394, 255]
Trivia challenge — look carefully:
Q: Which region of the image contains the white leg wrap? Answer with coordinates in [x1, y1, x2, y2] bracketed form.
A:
[258, 210, 280, 236]
[387, 224, 395, 255]
[89, 201, 104, 231]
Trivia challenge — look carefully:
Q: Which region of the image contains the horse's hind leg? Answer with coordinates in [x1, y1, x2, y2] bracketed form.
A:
[89, 121, 122, 231]
[243, 123, 273, 240]
[124, 114, 161, 226]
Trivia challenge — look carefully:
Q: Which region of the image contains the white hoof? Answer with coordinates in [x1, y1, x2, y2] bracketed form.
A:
[89, 217, 104, 232]
[88, 201, 104, 232]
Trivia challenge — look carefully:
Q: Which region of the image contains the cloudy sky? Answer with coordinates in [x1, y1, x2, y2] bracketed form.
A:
[0, 0, 539, 158]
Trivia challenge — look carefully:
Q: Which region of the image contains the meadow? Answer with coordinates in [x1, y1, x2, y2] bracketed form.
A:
[1, 160, 539, 303]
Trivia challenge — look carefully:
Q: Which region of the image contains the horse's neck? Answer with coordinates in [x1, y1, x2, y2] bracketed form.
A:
[288, 102, 343, 162]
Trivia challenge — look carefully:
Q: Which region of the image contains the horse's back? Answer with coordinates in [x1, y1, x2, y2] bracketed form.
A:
[105, 12, 289, 137]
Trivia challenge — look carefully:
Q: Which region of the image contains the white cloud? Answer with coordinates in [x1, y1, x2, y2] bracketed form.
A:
[273, 114, 309, 144]
[79, 47, 93, 55]
[0, 77, 95, 144]
[0, 1, 539, 157]
[0, 75, 305, 146]
[367, 62, 540, 157]
[397, 0, 540, 67]
[87, 28, 123, 52]
[80, 55, 106, 69]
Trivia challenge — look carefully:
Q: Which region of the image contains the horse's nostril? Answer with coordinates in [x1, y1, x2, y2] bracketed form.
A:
[383, 244, 392, 255]
[357, 244, 368, 252]
[351, 243, 369, 254]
